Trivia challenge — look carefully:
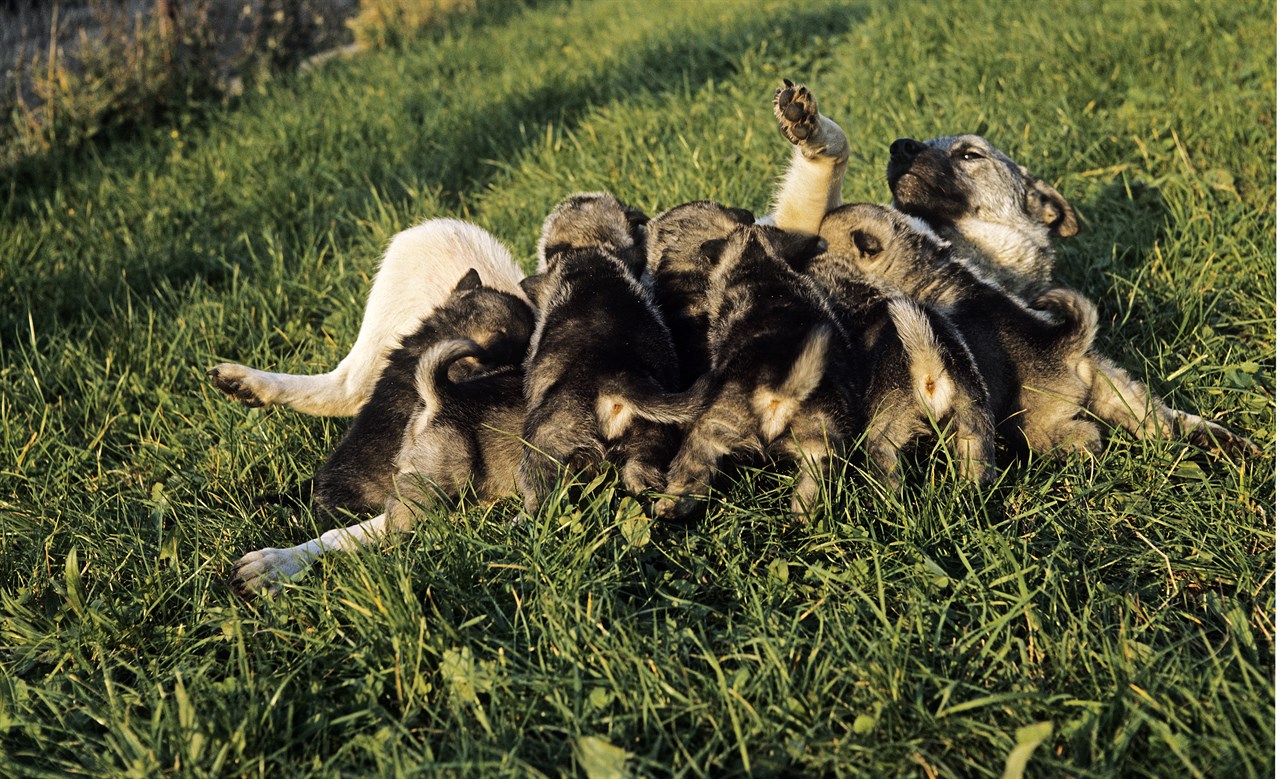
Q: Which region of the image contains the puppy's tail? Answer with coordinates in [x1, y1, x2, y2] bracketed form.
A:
[623, 373, 715, 426]
[780, 323, 833, 401]
[1033, 287, 1098, 357]
[888, 297, 955, 420]
[749, 324, 834, 441]
[413, 338, 485, 406]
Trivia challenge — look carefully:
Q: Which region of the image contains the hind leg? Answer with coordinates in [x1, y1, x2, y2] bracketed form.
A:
[655, 388, 757, 520]
[230, 501, 424, 597]
[862, 392, 926, 492]
[1020, 388, 1103, 458]
[1084, 356, 1259, 457]
[948, 398, 996, 484]
[209, 219, 525, 416]
[518, 405, 602, 516]
[613, 420, 679, 496]
[778, 412, 842, 519]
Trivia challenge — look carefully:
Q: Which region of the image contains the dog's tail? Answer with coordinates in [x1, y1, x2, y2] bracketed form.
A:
[596, 375, 714, 439]
[413, 338, 485, 409]
[888, 297, 956, 420]
[749, 323, 834, 441]
[780, 323, 833, 401]
[1033, 287, 1098, 357]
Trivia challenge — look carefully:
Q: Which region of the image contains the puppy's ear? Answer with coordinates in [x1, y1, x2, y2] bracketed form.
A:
[852, 230, 883, 257]
[770, 231, 826, 268]
[454, 268, 483, 292]
[727, 207, 756, 225]
[623, 206, 650, 248]
[699, 238, 729, 264]
[519, 273, 550, 309]
[1026, 176, 1079, 237]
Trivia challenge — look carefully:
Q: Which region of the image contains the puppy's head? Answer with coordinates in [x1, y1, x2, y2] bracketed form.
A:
[646, 201, 756, 277]
[537, 191, 649, 275]
[432, 268, 536, 371]
[886, 134, 1078, 239]
[817, 203, 951, 290]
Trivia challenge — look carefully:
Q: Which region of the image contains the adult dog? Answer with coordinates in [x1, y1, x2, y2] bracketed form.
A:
[776, 82, 1256, 457]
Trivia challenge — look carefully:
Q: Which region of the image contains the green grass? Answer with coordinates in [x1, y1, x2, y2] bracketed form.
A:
[0, 0, 1273, 775]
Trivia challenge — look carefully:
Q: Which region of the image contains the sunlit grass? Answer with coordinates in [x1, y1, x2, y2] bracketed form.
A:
[0, 0, 1272, 775]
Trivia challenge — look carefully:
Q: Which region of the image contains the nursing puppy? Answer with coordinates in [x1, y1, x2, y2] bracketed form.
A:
[645, 201, 757, 383]
[655, 211, 854, 520]
[796, 245, 995, 486]
[886, 135, 1258, 456]
[518, 193, 687, 516]
[303, 268, 533, 517]
[209, 218, 528, 416]
[231, 332, 527, 596]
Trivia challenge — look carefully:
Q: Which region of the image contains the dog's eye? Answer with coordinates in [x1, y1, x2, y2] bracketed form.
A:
[956, 149, 984, 161]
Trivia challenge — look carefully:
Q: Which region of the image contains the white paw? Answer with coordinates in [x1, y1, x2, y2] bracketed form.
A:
[207, 363, 273, 407]
[230, 547, 314, 596]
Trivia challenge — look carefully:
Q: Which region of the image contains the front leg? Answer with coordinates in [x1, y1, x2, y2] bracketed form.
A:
[230, 511, 402, 596]
[765, 80, 851, 236]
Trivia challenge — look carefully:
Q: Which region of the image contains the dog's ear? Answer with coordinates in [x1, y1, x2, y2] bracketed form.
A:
[852, 230, 883, 257]
[1025, 176, 1079, 237]
[454, 268, 483, 292]
[519, 273, 550, 309]
[623, 206, 650, 249]
[727, 207, 756, 225]
[770, 231, 826, 269]
[699, 238, 730, 265]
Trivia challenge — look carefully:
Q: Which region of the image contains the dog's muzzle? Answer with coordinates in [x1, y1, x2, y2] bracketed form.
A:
[886, 137, 926, 189]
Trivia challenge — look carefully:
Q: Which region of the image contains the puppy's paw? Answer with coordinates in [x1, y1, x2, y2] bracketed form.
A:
[1192, 422, 1263, 460]
[773, 79, 820, 147]
[229, 547, 312, 597]
[652, 494, 703, 523]
[208, 363, 270, 408]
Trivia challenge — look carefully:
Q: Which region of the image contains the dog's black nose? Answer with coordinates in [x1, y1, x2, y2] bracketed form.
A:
[889, 137, 925, 160]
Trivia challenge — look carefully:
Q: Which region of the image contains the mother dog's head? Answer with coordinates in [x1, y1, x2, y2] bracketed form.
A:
[887, 134, 1078, 239]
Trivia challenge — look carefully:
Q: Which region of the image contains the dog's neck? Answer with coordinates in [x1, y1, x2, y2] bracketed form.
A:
[934, 217, 1056, 300]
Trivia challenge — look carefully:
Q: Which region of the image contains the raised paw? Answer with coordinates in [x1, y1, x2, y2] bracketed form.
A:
[773, 78, 820, 146]
[208, 363, 268, 407]
[229, 547, 312, 597]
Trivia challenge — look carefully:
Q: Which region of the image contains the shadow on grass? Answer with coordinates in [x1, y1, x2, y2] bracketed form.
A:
[1, 1, 866, 346]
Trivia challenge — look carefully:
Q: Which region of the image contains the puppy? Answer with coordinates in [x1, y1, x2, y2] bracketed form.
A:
[644, 201, 758, 383]
[885, 134, 1257, 456]
[518, 192, 688, 516]
[767, 80, 1256, 457]
[209, 218, 528, 416]
[655, 210, 855, 520]
[305, 268, 533, 517]
[231, 333, 527, 596]
[796, 243, 995, 486]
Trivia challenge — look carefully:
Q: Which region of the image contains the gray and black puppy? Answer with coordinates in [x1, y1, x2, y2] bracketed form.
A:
[231, 273, 532, 597]
[645, 201, 758, 383]
[654, 209, 854, 520]
[819, 203, 1103, 456]
[299, 268, 533, 518]
[518, 192, 690, 516]
[886, 136, 1258, 456]
[390, 337, 527, 508]
[794, 244, 995, 487]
